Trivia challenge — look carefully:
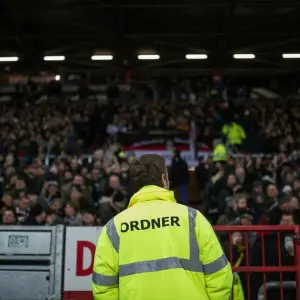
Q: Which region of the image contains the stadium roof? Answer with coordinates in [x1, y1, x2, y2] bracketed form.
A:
[1, 0, 300, 75]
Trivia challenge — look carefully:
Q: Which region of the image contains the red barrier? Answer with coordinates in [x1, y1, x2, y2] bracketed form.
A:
[63, 225, 300, 300]
[214, 225, 300, 300]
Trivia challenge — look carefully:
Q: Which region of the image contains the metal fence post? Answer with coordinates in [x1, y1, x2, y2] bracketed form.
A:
[294, 225, 300, 300]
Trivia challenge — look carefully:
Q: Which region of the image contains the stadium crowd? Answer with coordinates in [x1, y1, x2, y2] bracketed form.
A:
[1, 89, 300, 299]
[1, 94, 300, 227]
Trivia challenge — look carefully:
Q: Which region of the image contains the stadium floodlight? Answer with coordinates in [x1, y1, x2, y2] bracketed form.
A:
[138, 54, 160, 60]
[55, 75, 61, 81]
[0, 57, 19, 62]
[43, 56, 65, 61]
[91, 55, 113, 61]
[282, 53, 300, 59]
[185, 54, 208, 60]
[233, 54, 255, 59]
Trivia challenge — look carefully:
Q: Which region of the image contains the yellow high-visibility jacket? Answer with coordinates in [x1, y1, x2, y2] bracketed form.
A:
[92, 185, 233, 300]
[213, 144, 227, 162]
[222, 123, 246, 145]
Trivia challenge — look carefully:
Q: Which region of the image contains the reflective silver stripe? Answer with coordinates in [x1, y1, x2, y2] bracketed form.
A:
[92, 271, 118, 286]
[118, 206, 227, 277]
[187, 207, 200, 259]
[187, 207, 203, 271]
[203, 253, 228, 275]
[120, 257, 203, 277]
[106, 219, 120, 252]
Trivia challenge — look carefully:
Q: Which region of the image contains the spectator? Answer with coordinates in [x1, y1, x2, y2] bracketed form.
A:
[170, 150, 189, 204]
[217, 195, 249, 226]
[1, 208, 17, 225]
[23, 203, 46, 225]
[64, 201, 83, 226]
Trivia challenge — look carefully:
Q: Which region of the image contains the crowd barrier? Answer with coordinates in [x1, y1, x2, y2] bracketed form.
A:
[0, 225, 300, 300]
[214, 225, 300, 300]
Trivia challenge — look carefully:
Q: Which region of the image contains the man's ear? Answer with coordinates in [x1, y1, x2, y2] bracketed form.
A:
[162, 173, 169, 190]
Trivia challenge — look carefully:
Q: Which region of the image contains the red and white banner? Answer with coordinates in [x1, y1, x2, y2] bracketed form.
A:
[63, 227, 102, 299]
[126, 150, 211, 167]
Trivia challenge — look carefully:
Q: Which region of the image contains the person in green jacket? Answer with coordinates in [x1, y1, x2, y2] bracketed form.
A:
[213, 138, 227, 162]
[222, 122, 246, 152]
[92, 154, 233, 300]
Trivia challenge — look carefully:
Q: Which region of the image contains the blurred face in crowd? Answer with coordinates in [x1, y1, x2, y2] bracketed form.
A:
[27, 166, 36, 177]
[227, 174, 236, 188]
[2, 209, 15, 225]
[255, 194, 264, 204]
[254, 183, 263, 194]
[19, 195, 30, 209]
[291, 197, 299, 210]
[70, 159, 78, 171]
[281, 195, 300, 211]
[28, 194, 37, 204]
[285, 173, 294, 185]
[9, 175, 17, 186]
[50, 198, 62, 213]
[93, 150, 104, 162]
[91, 168, 101, 180]
[36, 211, 46, 224]
[255, 157, 263, 167]
[267, 184, 278, 199]
[2, 194, 13, 207]
[235, 167, 245, 183]
[109, 175, 121, 190]
[5, 154, 14, 166]
[82, 212, 95, 226]
[48, 184, 58, 196]
[237, 198, 247, 211]
[15, 179, 26, 190]
[46, 214, 56, 225]
[281, 214, 295, 225]
[70, 188, 82, 201]
[58, 163, 66, 173]
[64, 171, 73, 183]
[73, 175, 84, 186]
[127, 155, 135, 164]
[5, 166, 15, 177]
[94, 161, 102, 169]
[232, 232, 243, 245]
[293, 179, 300, 191]
[80, 167, 88, 177]
[233, 197, 247, 213]
[35, 167, 45, 177]
[65, 203, 76, 217]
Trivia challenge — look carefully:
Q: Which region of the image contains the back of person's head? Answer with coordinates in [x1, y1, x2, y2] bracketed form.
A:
[129, 154, 169, 194]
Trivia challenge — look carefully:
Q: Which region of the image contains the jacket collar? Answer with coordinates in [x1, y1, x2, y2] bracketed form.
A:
[128, 185, 176, 208]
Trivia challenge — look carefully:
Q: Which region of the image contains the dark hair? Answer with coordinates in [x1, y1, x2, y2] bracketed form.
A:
[281, 211, 300, 225]
[129, 154, 166, 193]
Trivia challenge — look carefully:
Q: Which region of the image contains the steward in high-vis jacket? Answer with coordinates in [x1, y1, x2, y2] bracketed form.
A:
[92, 154, 233, 300]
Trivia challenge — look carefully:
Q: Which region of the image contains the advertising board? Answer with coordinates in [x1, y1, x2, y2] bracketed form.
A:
[63, 227, 102, 300]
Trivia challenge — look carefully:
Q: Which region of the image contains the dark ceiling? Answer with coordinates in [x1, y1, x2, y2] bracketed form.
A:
[1, 0, 300, 75]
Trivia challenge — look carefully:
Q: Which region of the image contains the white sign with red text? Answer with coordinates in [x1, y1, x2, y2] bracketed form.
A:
[64, 227, 103, 291]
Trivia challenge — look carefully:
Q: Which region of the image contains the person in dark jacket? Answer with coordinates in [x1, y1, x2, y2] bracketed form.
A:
[22, 203, 46, 225]
[170, 150, 189, 204]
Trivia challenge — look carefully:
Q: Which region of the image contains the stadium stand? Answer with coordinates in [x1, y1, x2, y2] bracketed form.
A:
[2, 0, 300, 298]
[1, 81, 300, 300]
